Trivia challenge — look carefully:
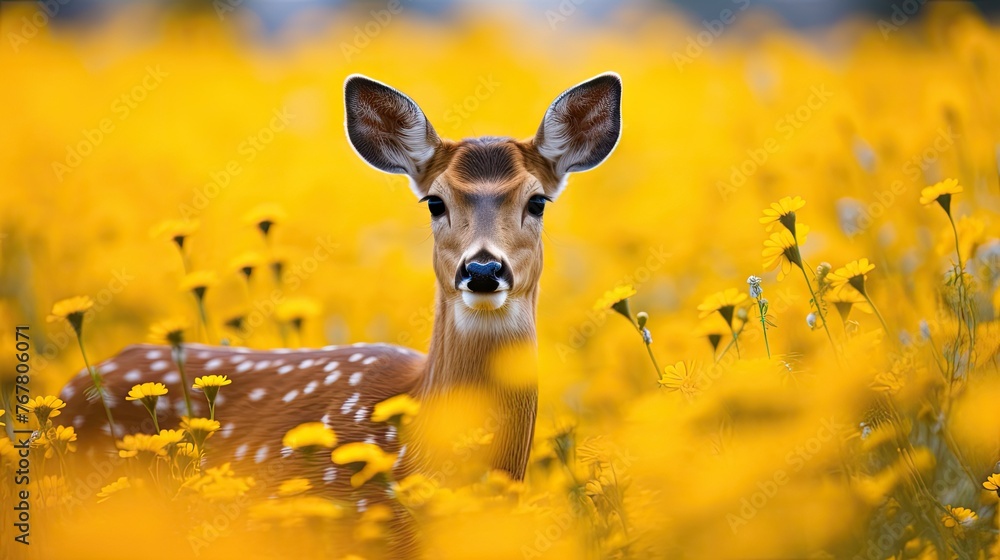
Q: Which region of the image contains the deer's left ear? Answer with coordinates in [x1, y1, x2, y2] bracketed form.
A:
[532, 72, 622, 190]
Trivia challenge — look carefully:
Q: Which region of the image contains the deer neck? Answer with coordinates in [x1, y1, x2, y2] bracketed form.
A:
[414, 287, 540, 480]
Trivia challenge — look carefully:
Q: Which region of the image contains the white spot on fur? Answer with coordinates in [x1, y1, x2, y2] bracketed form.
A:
[281, 446, 293, 458]
[278, 365, 294, 375]
[145, 350, 163, 360]
[102, 361, 119, 373]
[235, 443, 249, 461]
[364, 435, 376, 444]
[205, 358, 223, 371]
[124, 370, 142, 382]
[299, 359, 315, 369]
[354, 407, 368, 423]
[349, 372, 363, 386]
[321, 414, 332, 427]
[255, 446, 269, 464]
[303, 381, 318, 395]
[73, 415, 85, 428]
[348, 353, 363, 363]
[274, 348, 291, 354]
[357, 498, 368, 512]
[324, 371, 341, 385]
[386, 425, 397, 442]
[324, 467, 337, 483]
[236, 361, 254, 373]
[323, 361, 340, 372]
[254, 360, 272, 371]
[230, 355, 247, 364]
[150, 360, 169, 372]
[221, 423, 235, 438]
[62, 385, 75, 400]
[196, 350, 211, 359]
[283, 389, 299, 403]
[341, 393, 360, 414]
[248, 388, 266, 401]
[163, 372, 180, 384]
[362, 356, 378, 365]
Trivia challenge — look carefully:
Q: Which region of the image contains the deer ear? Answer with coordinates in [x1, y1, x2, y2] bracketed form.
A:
[344, 75, 441, 190]
[533, 72, 622, 184]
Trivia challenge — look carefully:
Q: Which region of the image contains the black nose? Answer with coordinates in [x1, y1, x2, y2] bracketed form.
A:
[457, 258, 509, 293]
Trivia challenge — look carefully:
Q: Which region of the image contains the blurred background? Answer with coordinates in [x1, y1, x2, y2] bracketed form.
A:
[2, 0, 999, 558]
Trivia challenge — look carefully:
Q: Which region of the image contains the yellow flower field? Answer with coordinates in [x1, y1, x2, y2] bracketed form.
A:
[1, 2, 1000, 558]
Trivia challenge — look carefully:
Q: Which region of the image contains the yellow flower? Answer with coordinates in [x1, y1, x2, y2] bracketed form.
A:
[762, 224, 809, 281]
[230, 250, 264, 279]
[181, 416, 221, 440]
[35, 425, 78, 458]
[696, 288, 747, 325]
[183, 463, 255, 502]
[941, 505, 977, 529]
[149, 319, 188, 346]
[244, 203, 287, 236]
[759, 195, 805, 234]
[658, 361, 702, 399]
[151, 219, 200, 248]
[919, 178, 962, 214]
[47, 296, 95, 336]
[97, 477, 131, 503]
[275, 297, 322, 330]
[117, 433, 168, 459]
[278, 478, 312, 497]
[827, 258, 876, 295]
[193, 375, 232, 398]
[983, 473, 1000, 496]
[125, 382, 168, 402]
[283, 422, 338, 450]
[331, 442, 397, 488]
[371, 394, 420, 426]
[179, 270, 218, 299]
[827, 284, 873, 321]
[25, 395, 66, 425]
[593, 284, 637, 322]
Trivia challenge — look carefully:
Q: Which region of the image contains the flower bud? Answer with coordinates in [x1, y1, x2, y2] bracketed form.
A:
[637, 312, 648, 329]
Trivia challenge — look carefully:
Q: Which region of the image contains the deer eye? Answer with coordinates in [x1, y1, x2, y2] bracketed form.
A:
[423, 195, 446, 217]
[526, 195, 548, 217]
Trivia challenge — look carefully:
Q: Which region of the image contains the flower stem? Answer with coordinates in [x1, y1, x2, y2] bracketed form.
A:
[948, 213, 975, 348]
[76, 334, 117, 443]
[797, 261, 836, 351]
[643, 340, 661, 379]
[860, 291, 890, 334]
[755, 299, 771, 358]
[173, 345, 195, 418]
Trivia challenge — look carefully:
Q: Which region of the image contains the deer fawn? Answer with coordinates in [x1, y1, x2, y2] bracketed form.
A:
[60, 71, 622, 541]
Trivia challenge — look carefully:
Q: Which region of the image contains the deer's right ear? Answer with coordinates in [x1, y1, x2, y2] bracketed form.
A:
[344, 75, 441, 191]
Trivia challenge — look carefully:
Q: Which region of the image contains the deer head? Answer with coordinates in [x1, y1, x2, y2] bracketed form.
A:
[345, 73, 621, 331]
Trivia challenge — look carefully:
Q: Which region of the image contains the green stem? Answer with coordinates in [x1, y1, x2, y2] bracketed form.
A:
[860, 291, 890, 334]
[143, 402, 160, 433]
[756, 299, 771, 358]
[797, 260, 836, 351]
[948, 213, 975, 350]
[643, 341, 661, 379]
[76, 334, 117, 443]
[173, 346, 194, 419]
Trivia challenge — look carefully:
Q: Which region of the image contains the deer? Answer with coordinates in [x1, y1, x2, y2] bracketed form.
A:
[59, 72, 622, 551]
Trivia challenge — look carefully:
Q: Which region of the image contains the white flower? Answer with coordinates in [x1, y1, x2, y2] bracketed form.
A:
[806, 312, 817, 329]
[747, 275, 763, 299]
